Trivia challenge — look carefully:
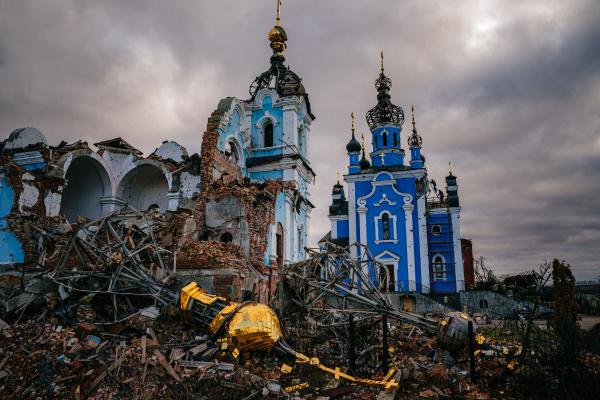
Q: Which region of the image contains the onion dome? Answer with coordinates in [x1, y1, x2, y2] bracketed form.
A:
[407, 105, 423, 147]
[359, 148, 371, 169]
[346, 112, 361, 153]
[249, 5, 312, 119]
[359, 133, 371, 169]
[365, 52, 405, 130]
[346, 134, 361, 153]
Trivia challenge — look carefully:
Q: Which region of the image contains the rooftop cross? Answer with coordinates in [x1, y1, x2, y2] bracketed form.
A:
[351, 112, 355, 134]
[380, 51, 384, 73]
[380, 152, 385, 167]
[276, 0, 282, 26]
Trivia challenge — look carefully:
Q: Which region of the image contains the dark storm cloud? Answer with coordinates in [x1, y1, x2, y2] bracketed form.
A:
[1, 1, 599, 279]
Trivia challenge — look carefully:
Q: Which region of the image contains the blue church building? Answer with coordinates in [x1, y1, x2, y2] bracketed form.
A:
[324, 57, 465, 294]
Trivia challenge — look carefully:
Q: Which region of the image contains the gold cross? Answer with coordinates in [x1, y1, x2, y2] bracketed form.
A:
[380, 152, 386, 166]
[276, 0, 282, 26]
[351, 112, 355, 134]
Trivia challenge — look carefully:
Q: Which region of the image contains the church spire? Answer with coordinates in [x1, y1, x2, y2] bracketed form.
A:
[365, 52, 405, 130]
[359, 133, 371, 169]
[408, 105, 423, 148]
[268, 0, 287, 59]
[345, 112, 361, 153]
[249, 0, 311, 114]
[276, 0, 281, 26]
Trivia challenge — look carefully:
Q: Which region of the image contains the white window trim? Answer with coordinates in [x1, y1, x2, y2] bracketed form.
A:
[432, 254, 447, 281]
[374, 210, 398, 243]
[375, 250, 400, 292]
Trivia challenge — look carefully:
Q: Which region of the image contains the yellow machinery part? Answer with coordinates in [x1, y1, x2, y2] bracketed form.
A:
[209, 303, 239, 334]
[179, 282, 226, 310]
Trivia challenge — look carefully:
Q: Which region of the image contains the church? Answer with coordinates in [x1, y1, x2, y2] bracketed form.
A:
[323, 56, 465, 295]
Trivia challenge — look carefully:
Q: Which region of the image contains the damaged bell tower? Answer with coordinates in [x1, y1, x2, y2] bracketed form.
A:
[189, 2, 315, 300]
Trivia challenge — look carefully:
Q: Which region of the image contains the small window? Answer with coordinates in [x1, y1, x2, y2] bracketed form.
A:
[479, 299, 489, 309]
[393, 132, 398, 147]
[432, 225, 442, 236]
[220, 232, 233, 243]
[382, 131, 388, 147]
[433, 256, 445, 280]
[264, 123, 274, 147]
[381, 213, 391, 240]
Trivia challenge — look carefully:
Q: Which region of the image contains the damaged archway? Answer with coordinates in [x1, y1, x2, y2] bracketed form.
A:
[60, 155, 111, 222]
[117, 164, 169, 212]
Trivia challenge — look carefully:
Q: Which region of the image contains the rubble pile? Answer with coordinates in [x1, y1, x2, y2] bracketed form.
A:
[176, 239, 249, 270]
[0, 317, 296, 399]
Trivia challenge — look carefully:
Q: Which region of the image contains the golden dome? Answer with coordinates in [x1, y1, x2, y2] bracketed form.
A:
[268, 25, 287, 55]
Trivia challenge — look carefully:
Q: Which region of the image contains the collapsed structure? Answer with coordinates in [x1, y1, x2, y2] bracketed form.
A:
[1, 7, 315, 304]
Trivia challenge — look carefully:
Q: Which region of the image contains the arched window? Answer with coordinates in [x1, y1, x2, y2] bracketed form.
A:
[220, 232, 233, 243]
[226, 141, 239, 165]
[382, 131, 388, 147]
[433, 255, 445, 280]
[276, 223, 284, 267]
[393, 132, 398, 147]
[381, 213, 391, 240]
[264, 123, 274, 147]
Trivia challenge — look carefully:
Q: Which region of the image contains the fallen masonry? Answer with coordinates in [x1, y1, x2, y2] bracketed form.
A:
[3, 209, 597, 398]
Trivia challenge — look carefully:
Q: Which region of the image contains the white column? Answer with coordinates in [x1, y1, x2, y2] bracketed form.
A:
[417, 196, 430, 293]
[348, 181, 357, 258]
[284, 196, 292, 264]
[167, 192, 180, 211]
[357, 202, 368, 279]
[282, 106, 297, 151]
[450, 208, 465, 291]
[270, 224, 277, 260]
[330, 217, 337, 239]
[100, 196, 125, 215]
[403, 203, 416, 291]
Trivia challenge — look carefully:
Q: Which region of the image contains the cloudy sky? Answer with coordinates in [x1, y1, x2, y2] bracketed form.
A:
[1, 1, 599, 279]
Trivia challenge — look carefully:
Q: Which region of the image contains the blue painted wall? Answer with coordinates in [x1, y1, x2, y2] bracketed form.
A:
[0, 174, 25, 264]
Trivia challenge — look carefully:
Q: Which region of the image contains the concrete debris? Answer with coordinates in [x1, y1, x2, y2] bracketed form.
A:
[0, 208, 597, 398]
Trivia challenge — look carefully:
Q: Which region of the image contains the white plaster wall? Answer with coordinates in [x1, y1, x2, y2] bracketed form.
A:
[18, 183, 39, 212]
[44, 192, 62, 216]
[179, 172, 201, 199]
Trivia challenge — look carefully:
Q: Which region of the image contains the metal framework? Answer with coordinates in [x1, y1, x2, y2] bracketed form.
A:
[282, 242, 438, 333]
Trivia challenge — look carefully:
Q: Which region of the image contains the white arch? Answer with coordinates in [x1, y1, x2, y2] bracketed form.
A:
[116, 162, 170, 213]
[114, 159, 173, 195]
[59, 153, 113, 222]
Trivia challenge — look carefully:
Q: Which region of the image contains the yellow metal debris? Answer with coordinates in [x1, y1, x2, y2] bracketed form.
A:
[284, 382, 309, 392]
[280, 363, 293, 374]
[226, 303, 283, 352]
[179, 282, 225, 310]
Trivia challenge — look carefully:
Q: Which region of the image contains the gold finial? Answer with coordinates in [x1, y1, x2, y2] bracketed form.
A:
[449, 161, 453, 175]
[361, 132, 365, 147]
[337, 172, 340, 183]
[276, 0, 282, 26]
[411, 105, 416, 129]
[380, 51, 384, 73]
[351, 112, 355, 134]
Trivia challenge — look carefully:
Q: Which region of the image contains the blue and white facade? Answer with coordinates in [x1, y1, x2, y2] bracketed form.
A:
[324, 65, 464, 294]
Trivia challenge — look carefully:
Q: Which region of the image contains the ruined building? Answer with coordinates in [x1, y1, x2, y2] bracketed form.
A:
[322, 55, 465, 295]
[0, 13, 313, 302]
